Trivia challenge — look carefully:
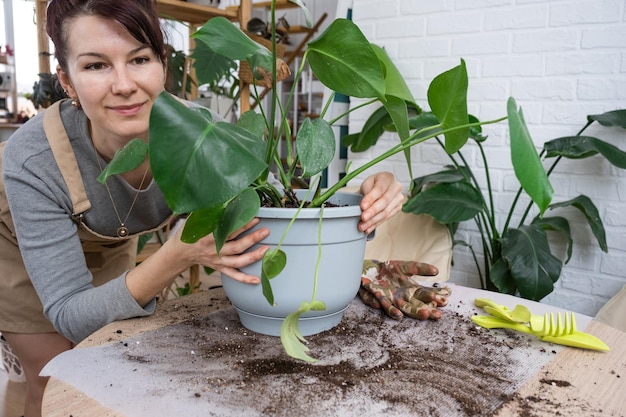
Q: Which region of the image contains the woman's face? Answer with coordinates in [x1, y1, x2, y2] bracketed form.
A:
[58, 15, 166, 150]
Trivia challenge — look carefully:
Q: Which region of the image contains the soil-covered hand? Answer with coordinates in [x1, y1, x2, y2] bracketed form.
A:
[358, 259, 451, 320]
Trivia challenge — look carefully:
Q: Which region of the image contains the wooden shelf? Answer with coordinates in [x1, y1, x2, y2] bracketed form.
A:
[156, 0, 239, 25]
[227, 0, 297, 13]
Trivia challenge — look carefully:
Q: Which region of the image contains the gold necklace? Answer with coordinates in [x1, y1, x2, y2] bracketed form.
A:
[92, 143, 149, 238]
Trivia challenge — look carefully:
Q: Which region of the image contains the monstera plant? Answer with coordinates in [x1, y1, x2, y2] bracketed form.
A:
[100, 0, 533, 361]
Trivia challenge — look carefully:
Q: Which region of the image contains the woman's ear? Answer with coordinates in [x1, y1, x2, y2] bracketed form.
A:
[56, 66, 76, 99]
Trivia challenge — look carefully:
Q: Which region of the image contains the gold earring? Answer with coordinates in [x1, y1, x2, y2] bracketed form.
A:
[71, 99, 80, 108]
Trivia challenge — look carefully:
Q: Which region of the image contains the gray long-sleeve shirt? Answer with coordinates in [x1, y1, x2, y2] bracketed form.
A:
[2, 101, 172, 343]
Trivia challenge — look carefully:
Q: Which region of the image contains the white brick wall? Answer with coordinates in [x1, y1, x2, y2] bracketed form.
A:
[347, 0, 626, 317]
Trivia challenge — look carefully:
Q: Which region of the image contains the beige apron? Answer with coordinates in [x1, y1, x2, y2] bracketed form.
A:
[0, 101, 168, 334]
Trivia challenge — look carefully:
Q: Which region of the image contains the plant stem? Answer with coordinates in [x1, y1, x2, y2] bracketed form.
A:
[310, 116, 506, 207]
[327, 98, 378, 126]
[311, 204, 324, 302]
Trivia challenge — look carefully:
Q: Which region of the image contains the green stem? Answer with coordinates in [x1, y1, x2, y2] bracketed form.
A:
[311, 204, 324, 302]
[311, 116, 507, 207]
[327, 98, 378, 126]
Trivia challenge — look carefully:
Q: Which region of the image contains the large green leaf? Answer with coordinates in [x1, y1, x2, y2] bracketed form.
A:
[190, 39, 237, 86]
[489, 258, 517, 295]
[342, 106, 392, 152]
[544, 136, 626, 169]
[584, 138, 626, 169]
[409, 167, 468, 194]
[181, 204, 225, 244]
[371, 45, 416, 107]
[501, 225, 562, 301]
[427, 59, 469, 154]
[403, 181, 483, 223]
[543, 136, 600, 159]
[193, 17, 273, 81]
[383, 95, 412, 175]
[214, 187, 261, 253]
[296, 118, 335, 177]
[531, 215, 573, 263]
[307, 19, 385, 99]
[549, 195, 607, 252]
[237, 110, 267, 139]
[408, 112, 442, 138]
[97, 138, 147, 183]
[588, 109, 626, 128]
[149, 92, 267, 214]
[507, 97, 553, 216]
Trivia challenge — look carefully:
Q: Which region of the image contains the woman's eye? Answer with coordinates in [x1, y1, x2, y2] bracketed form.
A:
[133, 57, 150, 65]
[85, 62, 105, 71]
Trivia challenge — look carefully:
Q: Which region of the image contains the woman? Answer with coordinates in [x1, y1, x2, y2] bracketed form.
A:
[0, 1, 404, 415]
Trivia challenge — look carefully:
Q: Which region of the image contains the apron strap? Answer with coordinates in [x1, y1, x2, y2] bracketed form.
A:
[43, 100, 92, 216]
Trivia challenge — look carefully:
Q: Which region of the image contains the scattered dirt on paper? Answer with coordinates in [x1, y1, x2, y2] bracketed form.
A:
[114, 299, 562, 417]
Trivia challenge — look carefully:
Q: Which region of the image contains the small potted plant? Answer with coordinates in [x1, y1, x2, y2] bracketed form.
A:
[101, 0, 531, 361]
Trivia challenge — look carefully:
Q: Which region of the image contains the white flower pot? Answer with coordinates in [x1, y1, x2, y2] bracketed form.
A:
[221, 191, 366, 336]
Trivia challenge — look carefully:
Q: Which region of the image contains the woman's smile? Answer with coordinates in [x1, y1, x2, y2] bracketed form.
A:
[109, 102, 146, 116]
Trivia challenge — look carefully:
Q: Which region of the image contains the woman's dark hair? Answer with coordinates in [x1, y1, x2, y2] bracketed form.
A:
[46, 0, 167, 70]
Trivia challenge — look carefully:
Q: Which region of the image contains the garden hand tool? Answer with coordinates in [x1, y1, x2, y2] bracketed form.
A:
[359, 259, 451, 320]
[472, 298, 609, 351]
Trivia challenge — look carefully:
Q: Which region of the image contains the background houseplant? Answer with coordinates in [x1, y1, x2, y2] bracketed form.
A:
[351, 109, 626, 302]
[100, 0, 535, 361]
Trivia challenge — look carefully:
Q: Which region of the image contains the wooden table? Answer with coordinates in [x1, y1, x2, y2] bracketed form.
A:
[42, 286, 626, 416]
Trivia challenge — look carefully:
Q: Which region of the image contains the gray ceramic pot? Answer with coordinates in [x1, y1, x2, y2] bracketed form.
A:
[221, 191, 366, 336]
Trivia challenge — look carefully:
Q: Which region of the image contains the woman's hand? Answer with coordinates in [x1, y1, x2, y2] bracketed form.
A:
[172, 218, 269, 284]
[358, 172, 404, 235]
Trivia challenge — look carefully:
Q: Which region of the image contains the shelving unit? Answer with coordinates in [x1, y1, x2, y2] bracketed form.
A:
[0, 53, 18, 124]
[157, 0, 240, 25]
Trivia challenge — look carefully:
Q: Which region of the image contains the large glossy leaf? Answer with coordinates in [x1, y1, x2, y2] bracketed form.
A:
[382, 95, 412, 174]
[181, 204, 225, 244]
[408, 112, 442, 138]
[190, 39, 237, 86]
[531, 215, 573, 263]
[403, 181, 483, 223]
[237, 110, 267, 139]
[588, 109, 626, 128]
[342, 106, 392, 152]
[582, 138, 626, 169]
[549, 195, 607, 252]
[371, 45, 416, 107]
[307, 19, 385, 99]
[409, 167, 467, 194]
[427, 59, 469, 154]
[544, 136, 626, 169]
[149, 92, 267, 214]
[500, 225, 562, 301]
[543, 136, 599, 159]
[214, 187, 261, 253]
[193, 17, 273, 81]
[507, 97, 553, 216]
[489, 258, 517, 295]
[98, 138, 147, 183]
[296, 118, 335, 177]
